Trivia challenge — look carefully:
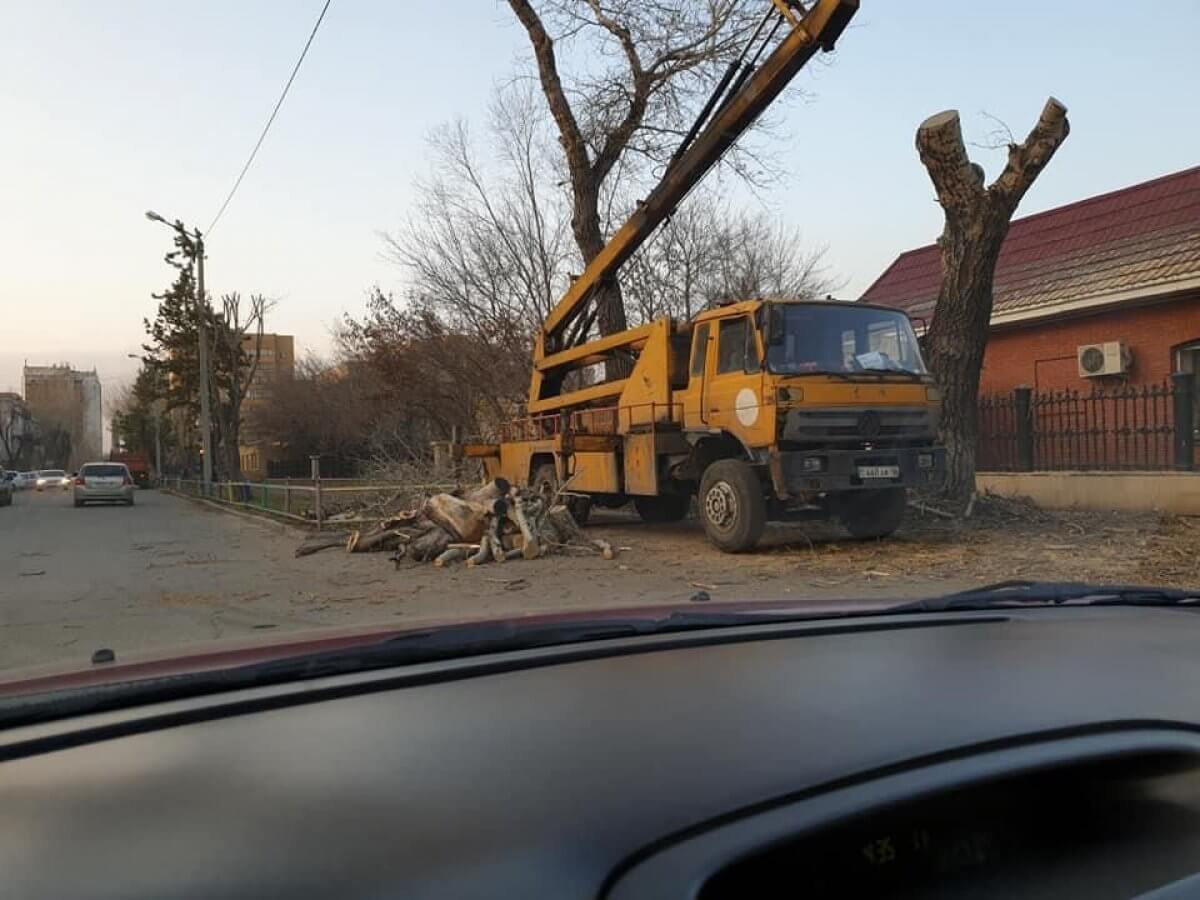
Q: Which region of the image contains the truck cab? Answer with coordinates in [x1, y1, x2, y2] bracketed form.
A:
[670, 299, 944, 549]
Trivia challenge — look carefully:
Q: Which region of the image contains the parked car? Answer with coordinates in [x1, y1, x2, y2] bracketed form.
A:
[15, 471, 38, 490]
[0, 474, 11, 506]
[35, 469, 69, 491]
[72, 462, 135, 506]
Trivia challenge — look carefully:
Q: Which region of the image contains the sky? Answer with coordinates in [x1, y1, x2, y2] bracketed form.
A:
[2, 0, 1199, 414]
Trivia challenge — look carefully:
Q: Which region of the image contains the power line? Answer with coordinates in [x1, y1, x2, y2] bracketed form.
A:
[206, 0, 332, 235]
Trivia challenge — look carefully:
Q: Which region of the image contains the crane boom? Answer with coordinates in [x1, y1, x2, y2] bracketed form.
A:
[537, 0, 858, 360]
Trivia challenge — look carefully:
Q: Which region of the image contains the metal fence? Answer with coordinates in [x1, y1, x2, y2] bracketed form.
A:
[165, 477, 456, 529]
[977, 375, 1196, 472]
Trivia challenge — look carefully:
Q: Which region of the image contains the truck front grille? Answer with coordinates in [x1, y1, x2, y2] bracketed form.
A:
[781, 406, 933, 448]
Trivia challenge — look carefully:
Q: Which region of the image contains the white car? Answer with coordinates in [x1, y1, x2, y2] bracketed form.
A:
[35, 469, 70, 491]
[73, 462, 135, 506]
[15, 471, 38, 490]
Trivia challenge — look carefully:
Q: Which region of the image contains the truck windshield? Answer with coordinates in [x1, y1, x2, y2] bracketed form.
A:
[765, 304, 927, 376]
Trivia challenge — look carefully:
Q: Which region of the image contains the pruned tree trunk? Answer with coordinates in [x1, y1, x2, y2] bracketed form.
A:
[916, 99, 1070, 508]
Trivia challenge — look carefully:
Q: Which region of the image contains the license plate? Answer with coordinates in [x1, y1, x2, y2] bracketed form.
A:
[857, 465, 900, 480]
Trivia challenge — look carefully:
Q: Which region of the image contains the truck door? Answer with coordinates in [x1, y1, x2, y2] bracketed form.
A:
[703, 314, 771, 446]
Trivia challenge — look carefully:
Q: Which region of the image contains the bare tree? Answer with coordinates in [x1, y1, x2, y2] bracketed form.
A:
[382, 84, 573, 352]
[209, 292, 270, 481]
[0, 395, 34, 469]
[916, 98, 1070, 507]
[623, 189, 837, 322]
[506, 0, 772, 340]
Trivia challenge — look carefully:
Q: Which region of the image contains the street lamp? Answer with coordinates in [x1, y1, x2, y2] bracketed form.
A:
[145, 209, 213, 489]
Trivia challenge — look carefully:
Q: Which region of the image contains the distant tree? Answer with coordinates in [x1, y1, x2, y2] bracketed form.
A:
[382, 84, 573, 362]
[623, 189, 837, 322]
[209, 292, 270, 481]
[143, 229, 275, 481]
[0, 396, 34, 469]
[142, 228, 207, 469]
[110, 367, 175, 464]
[339, 288, 529, 443]
[254, 353, 392, 470]
[916, 99, 1070, 508]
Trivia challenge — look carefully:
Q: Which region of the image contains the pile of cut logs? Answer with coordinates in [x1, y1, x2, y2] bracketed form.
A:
[295, 478, 615, 567]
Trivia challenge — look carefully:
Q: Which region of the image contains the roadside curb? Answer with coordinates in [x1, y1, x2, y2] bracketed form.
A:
[163, 489, 313, 537]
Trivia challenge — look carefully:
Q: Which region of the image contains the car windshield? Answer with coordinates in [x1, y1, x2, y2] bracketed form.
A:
[765, 304, 927, 376]
[0, 2, 1197, 696]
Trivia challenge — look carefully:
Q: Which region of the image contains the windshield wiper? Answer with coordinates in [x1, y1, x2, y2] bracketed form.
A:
[892, 580, 1200, 613]
[854, 367, 925, 379]
[773, 369, 855, 381]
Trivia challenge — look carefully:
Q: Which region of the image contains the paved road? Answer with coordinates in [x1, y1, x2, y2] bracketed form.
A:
[0, 487, 973, 676]
[0, 488, 345, 673]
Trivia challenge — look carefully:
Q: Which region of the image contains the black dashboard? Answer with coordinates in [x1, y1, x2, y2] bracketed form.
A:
[4, 606, 1200, 898]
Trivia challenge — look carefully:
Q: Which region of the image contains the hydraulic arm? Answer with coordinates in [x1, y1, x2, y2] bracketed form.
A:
[531, 0, 858, 411]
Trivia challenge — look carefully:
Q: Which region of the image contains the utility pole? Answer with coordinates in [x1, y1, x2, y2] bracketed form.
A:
[194, 230, 214, 488]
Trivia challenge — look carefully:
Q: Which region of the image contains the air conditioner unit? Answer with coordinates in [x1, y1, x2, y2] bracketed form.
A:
[1077, 341, 1131, 377]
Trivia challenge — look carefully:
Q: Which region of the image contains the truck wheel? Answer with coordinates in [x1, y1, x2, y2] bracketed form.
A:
[633, 493, 690, 523]
[837, 487, 906, 540]
[530, 463, 591, 526]
[698, 460, 766, 552]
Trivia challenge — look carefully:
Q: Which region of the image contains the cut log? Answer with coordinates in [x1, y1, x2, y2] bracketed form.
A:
[423, 494, 490, 542]
[295, 531, 352, 557]
[409, 526, 452, 562]
[466, 537, 493, 567]
[546, 505, 583, 544]
[351, 528, 401, 553]
[508, 496, 541, 560]
[463, 478, 511, 506]
[489, 515, 507, 563]
[379, 509, 423, 530]
[434, 547, 467, 568]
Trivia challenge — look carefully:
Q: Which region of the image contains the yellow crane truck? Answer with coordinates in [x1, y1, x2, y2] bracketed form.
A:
[464, 0, 945, 551]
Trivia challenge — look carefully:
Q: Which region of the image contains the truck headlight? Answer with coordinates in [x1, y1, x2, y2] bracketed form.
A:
[802, 456, 824, 472]
[918, 453, 934, 469]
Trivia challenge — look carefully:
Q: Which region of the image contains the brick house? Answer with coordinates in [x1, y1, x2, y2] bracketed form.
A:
[860, 166, 1200, 412]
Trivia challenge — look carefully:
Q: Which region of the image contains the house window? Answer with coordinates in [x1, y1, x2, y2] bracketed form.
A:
[1174, 341, 1200, 432]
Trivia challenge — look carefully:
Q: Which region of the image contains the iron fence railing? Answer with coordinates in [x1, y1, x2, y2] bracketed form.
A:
[165, 477, 456, 530]
[977, 375, 1196, 472]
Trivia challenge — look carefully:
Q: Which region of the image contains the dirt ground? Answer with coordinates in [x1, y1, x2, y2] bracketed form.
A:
[366, 491, 1200, 609]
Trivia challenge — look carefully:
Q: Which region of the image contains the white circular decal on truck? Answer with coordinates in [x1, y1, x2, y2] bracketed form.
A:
[734, 388, 759, 427]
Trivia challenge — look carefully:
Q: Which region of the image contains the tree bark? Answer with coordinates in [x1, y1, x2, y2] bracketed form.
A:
[915, 99, 1069, 508]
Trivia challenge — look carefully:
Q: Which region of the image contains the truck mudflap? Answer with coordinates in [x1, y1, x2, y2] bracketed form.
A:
[772, 446, 946, 496]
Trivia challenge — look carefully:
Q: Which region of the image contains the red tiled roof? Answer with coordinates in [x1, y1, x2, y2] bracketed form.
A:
[860, 166, 1200, 322]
